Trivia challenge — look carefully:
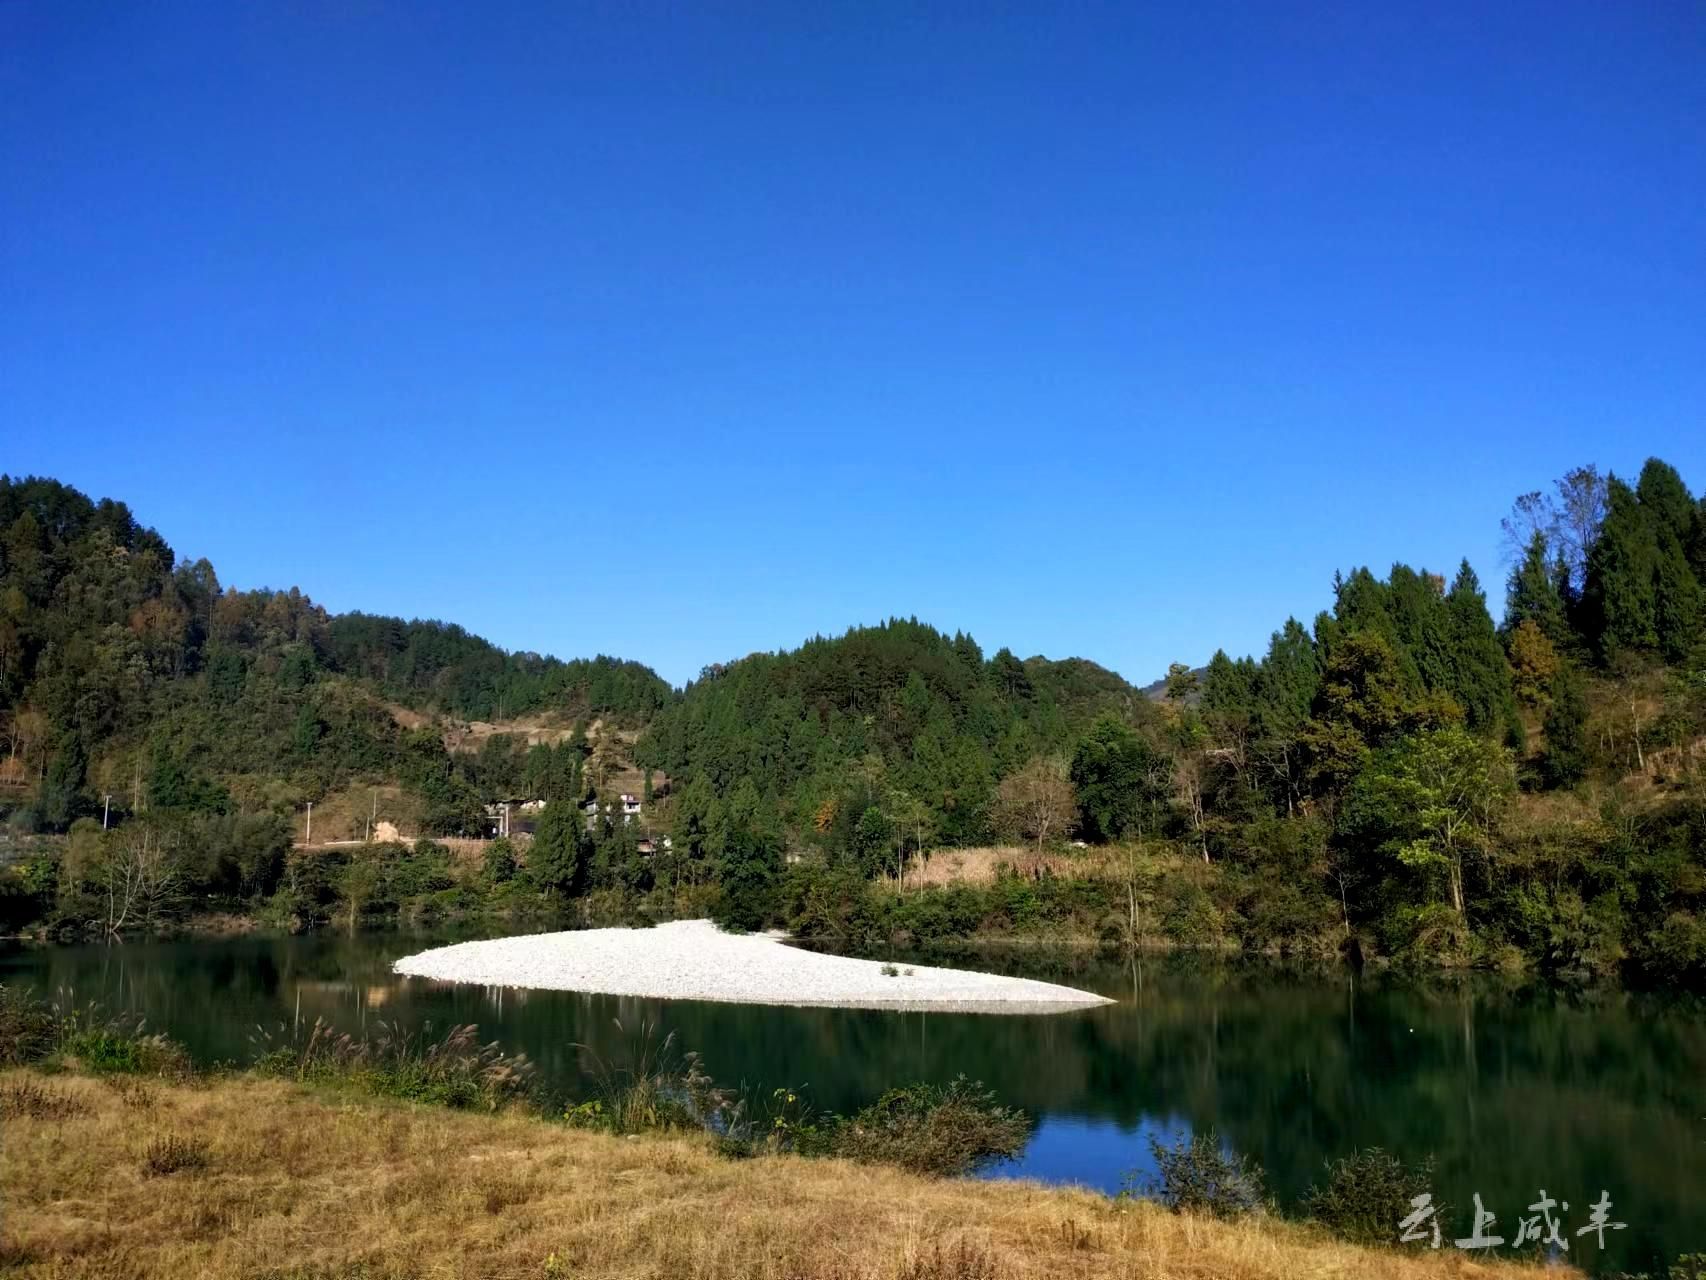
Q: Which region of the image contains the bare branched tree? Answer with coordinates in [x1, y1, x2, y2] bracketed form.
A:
[96, 823, 184, 936]
[1498, 465, 1608, 591]
[992, 757, 1076, 856]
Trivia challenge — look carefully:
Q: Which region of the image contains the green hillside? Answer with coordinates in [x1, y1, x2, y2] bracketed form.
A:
[3, 460, 1705, 986]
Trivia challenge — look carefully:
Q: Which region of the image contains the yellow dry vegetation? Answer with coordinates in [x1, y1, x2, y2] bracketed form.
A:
[297, 781, 424, 846]
[896, 846, 1127, 889]
[0, 1071, 1562, 1280]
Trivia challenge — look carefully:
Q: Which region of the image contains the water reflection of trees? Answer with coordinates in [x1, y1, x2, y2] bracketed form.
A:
[2, 937, 1699, 1272]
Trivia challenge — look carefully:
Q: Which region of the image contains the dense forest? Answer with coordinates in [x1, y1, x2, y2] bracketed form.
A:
[2, 461, 1704, 985]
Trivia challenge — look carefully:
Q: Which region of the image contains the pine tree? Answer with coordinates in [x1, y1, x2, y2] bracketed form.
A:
[1505, 531, 1569, 646]
[1255, 619, 1320, 733]
[526, 799, 585, 895]
[1444, 560, 1518, 734]
[1690, 496, 1706, 583]
[1583, 477, 1660, 660]
[1541, 666, 1590, 788]
[1636, 458, 1695, 545]
[1653, 537, 1704, 661]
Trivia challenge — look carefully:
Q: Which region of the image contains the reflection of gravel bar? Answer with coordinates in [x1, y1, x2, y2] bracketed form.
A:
[393, 920, 1113, 1015]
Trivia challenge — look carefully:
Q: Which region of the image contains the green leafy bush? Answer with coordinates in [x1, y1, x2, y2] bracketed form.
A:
[1300, 1148, 1436, 1244]
[820, 1076, 1032, 1176]
[1132, 1129, 1266, 1219]
[63, 1025, 191, 1079]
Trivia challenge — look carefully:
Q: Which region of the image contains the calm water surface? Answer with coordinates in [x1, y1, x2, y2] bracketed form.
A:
[4, 930, 1702, 1274]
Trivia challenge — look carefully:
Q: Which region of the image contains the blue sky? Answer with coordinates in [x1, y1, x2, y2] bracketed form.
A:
[4, 3, 1703, 688]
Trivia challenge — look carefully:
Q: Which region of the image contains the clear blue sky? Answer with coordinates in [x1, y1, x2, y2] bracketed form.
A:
[5, 3, 1703, 688]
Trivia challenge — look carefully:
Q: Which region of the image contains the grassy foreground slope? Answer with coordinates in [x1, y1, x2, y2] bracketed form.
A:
[2, 1072, 1557, 1280]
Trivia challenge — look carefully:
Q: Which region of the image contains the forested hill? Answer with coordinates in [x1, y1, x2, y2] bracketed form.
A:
[0, 476, 1136, 840]
[635, 620, 1143, 848]
[5, 461, 1706, 985]
[0, 475, 671, 832]
[323, 613, 671, 723]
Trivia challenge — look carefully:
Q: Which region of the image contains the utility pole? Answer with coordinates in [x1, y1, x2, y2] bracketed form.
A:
[305, 801, 313, 845]
[366, 788, 376, 842]
[102, 794, 111, 829]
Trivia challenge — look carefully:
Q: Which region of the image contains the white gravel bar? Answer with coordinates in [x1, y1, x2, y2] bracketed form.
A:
[394, 919, 1113, 1015]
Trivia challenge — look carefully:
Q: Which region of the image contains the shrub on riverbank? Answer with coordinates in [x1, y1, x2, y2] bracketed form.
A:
[817, 1077, 1032, 1176]
[1133, 1129, 1268, 1220]
[252, 1016, 536, 1111]
[565, 1019, 727, 1134]
[1300, 1148, 1439, 1245]
[0, 984, 189, 1078]
[0, 984, 57, 1065]
[781, 862, 1122, 949]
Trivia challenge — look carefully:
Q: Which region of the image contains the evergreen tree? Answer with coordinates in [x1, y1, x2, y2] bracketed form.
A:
[714, 778, 783, 930]
[1690, 496, 1706, 583]
[1583, 477, 1660, 660]
[988, 647, 1032, 699]
[1505, 531, 1569, 646]
[1654, 537, 1704, 661]
[482, 836, 518, 884]
[1069, 713, 1167, 842]
[1635, 459, 1705, 660]
[1540, 666, 1590, 788]
[1443, 560, 1517, 734]
[526, 799, 585, 896]
[1636, 458, 1695, 546]
[1301, 631, 1417, 795]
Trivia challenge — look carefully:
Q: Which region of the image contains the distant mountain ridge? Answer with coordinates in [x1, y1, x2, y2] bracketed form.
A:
[0, 475, 1140, 838]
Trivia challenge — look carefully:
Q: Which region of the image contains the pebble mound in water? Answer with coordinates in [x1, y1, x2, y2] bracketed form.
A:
[393, 919, 1114, 1014]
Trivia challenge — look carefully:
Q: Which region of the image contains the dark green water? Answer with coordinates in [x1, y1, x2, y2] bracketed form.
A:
[3, 931, 1701, 1274]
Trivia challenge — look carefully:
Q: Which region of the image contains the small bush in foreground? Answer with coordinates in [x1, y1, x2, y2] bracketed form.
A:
[64, 1026, 192, 1079]
[141, 1132, 208, 1176]
[0, 983, 57, 1065]
[1300, 1147, 1437, 1245]
[821, 1077, 1031, 1176]
[1135, 1129, 1267, 1219]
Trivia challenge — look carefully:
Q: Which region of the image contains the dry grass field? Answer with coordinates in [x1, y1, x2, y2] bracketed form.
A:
[0, 1070, 1562, 1280]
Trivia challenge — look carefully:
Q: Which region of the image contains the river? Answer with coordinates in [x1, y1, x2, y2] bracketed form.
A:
[3, 929, 1701, 1274]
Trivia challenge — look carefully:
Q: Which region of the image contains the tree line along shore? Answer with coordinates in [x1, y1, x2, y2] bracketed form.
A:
[2, 456, 1706, 985]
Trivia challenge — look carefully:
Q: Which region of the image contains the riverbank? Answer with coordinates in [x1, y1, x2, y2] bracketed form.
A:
[394, 919, 1115, 1012]
[0, 1070, 1559, 1280]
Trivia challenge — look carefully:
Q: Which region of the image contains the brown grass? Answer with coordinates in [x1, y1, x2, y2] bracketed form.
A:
[0, 1069, 1560, 1280]
[893, 846, 1126, 889]
[296, 782, 425, 846]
